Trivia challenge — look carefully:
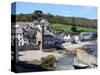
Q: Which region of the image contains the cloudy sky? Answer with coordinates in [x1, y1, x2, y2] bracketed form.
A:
[12, 2, 97, 19]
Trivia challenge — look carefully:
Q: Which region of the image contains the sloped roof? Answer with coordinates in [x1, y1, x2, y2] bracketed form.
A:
[16, 28, 23, 34]
[16, 22, 31, 29]
[11, 28, 23, 34]
[44, 31, 56, 37]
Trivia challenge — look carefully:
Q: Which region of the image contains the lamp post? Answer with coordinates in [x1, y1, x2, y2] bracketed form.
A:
[12, 38, 19, 63]
[40, 19, 45, 50]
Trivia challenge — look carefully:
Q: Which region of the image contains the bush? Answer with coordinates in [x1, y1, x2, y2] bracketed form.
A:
[71, 26, 77, 32]
[40, 55, 56, 68]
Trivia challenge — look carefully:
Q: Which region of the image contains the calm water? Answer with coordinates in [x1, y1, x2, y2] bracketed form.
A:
[56, 56, 75, 70]
[84, 43, 97, 57]
[56, 43, 97, 70]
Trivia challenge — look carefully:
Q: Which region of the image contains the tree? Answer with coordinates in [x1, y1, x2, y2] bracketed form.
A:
[16, 12, 97, 28]
[71, 17, 77, 32]
[32, 10, 43, 20]
[71, 26, 77, 32]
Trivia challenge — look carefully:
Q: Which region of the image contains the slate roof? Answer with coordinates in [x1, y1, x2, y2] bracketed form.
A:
[16, 28, 23, 34]
[44, 31, 56, 37]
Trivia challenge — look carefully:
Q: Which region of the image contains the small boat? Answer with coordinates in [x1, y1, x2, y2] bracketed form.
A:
[73, 63, 89, 69]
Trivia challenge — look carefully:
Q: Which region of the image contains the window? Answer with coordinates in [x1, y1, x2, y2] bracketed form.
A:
[20, 38, 22, 40]
[20, 42, 22, 46]
[16, 33, 18, 36]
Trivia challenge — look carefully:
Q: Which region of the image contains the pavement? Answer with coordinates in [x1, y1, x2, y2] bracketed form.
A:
[19, 50, 64, 61]
[19, 50, 75, 70]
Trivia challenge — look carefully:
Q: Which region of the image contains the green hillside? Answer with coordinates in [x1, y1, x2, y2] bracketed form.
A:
[50, 23, 97, 33]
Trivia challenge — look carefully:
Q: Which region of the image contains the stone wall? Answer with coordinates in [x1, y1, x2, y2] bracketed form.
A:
[77, 49, 97, 67]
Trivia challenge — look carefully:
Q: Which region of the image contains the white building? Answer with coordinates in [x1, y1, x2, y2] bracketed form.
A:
[64, 35, 72, 42]
[11, 24, 24, 46]
[16, 28, 24, 46]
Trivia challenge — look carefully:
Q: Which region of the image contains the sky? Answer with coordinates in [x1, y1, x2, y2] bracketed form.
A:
[11, 2, 97, 19]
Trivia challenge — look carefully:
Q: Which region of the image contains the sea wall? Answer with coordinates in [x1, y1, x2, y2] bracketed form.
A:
[77, 49, 97, 67]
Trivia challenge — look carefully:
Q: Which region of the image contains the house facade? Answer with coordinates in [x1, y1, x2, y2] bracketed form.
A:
[36, 31, 42, 49]
[36, 31, 56, 49]
[44, 32, 56, 48]
[79, 32, 97, 41]
[11, 25, 24, 46]
[11, 22, 34, 46]
[35, 19, 56, 49]
[15, 28, 24, 46]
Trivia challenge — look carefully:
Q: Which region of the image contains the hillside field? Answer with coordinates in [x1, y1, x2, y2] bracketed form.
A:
[50, 23, 97, 33]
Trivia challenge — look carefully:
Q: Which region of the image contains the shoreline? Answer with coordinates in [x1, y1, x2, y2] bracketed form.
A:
[62, 40, 97, 51]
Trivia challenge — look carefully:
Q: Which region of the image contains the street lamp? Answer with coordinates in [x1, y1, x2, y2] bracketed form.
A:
[40, 19, 45, 50]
